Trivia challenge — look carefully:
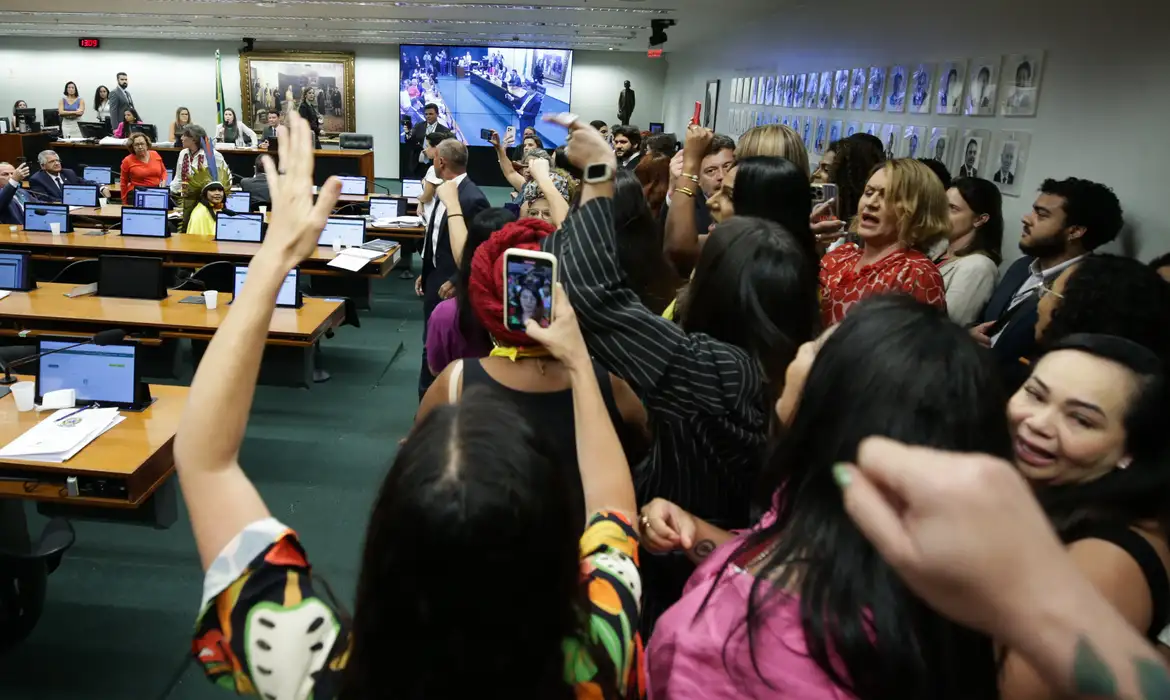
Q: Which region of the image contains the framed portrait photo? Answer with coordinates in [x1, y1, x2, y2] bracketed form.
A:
[927, 126, 958, 166]
[849, 68, 866, 111]
[867, 67, 887, 111]
[966, 57, 1001, 116]
[863, 122, 880, 137]
[813, 117, 829, 155]
[833, 69, 850, 109]
[845, 121, 861, 137]
[800, 116, 813, 150]
[793, 73, 807, 108]
[764, 76, 777, 107]
[757, 76, 768, 105]
[783, 74, 795, 107]
[704, 79, 720, 130]
[879, 123, 901, 160]
[818, 71, 833, 109]
[790, 115, 804, 140]
[909, 64, 934, 114]
[955, 128, 991, 179]
[901, 125, 925, 159]
[936, 61, 966, 115]
[240, 50, 356, 135]
[1001, 52, 1044, 117]
[990, 130, 1032, 196]
[828, 119, 844, 145]
[805, 72, 820, 109]
[886, 65, 908, 113]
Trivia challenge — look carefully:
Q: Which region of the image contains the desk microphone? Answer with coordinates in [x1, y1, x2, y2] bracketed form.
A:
[0, 328, 127, 385]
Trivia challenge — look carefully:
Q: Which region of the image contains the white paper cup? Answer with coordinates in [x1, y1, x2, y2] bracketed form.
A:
[11, 381, 35, 412]
[332, 237, 342, 253]
[259, 205, 267, 216]
[312, 186, 319, 195]
[98, 197, 108, 208]
[204, 289, 219, 310]
[49, 222, 61, 235]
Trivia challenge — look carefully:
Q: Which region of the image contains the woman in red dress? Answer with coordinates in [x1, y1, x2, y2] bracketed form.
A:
[119, 132, 167, 204]
[820, 158, 949, 326]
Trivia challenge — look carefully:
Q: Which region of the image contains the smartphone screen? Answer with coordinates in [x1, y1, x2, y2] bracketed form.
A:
[504, 251, 556, 332]
[480, 128, 494, 141]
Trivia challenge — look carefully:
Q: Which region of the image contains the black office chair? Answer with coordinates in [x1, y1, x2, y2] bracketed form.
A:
[0, 518, 75, 651]
[172, 261, 235, 293]
[339, 133, 373, 150]
[48, 259, 100, 284]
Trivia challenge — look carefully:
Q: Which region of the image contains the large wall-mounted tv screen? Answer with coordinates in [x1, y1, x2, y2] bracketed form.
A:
[399, 45, 573, 150]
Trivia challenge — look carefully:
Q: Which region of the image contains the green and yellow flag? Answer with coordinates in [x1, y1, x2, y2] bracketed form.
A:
[214, 49, 225, 125]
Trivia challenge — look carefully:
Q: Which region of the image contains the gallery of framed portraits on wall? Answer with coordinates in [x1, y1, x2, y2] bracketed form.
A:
[239, 50, 356, 135]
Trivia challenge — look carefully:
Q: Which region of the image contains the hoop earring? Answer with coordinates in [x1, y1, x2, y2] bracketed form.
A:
[1118, 456, 1133, 470]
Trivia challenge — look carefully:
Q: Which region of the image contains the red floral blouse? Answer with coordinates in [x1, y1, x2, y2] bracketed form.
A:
[819, 243, 947, 326]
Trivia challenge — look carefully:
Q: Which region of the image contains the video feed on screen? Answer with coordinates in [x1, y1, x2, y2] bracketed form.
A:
[399, 45, 573, 149]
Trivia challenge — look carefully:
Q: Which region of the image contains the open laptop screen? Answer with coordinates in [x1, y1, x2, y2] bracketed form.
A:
[62, 184, 99, 207]
[82, 166, 113, 184]
[225, 191, 251, 212]
[120, 207, 168, 237]
[369, 197, 407, 220]
[0, 251, 30, 290]
[337, 176, 368, 196]
[234, 265, 298, 307]
[216, 212, 263, 243]
[38, 341, 137, 405]
[23, 204, 69, 233]
[134, 187, 170, 210]
[401, 179, 423, 198]
[318, 217, 365, 247]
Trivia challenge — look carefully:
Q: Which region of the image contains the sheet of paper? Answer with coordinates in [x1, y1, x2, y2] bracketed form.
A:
[0, 291, 10, 301]
[326, 254, 368, 272]
[338, 247, 381, 260]
[0, 407, 123, 462]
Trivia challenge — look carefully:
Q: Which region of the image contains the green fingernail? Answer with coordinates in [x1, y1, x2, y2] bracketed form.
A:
[832, 463, 852, 488]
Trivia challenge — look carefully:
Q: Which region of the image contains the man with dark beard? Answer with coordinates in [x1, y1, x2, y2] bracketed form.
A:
[970, 177, 1123, 387]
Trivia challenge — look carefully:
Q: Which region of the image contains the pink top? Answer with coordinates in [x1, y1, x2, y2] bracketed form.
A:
[648, 528, 857, 700]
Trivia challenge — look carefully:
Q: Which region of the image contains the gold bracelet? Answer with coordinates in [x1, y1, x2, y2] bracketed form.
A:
[681, 172, 700, 183]
[674, 186, 695, 198]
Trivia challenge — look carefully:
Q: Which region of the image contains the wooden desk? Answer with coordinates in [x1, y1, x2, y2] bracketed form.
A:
[49, 141, 374, 188]
[0, 383, 187, 508]
[1, 222, 399, 280]
[368, 225, 424, 241]
[0, 283, 344, 347]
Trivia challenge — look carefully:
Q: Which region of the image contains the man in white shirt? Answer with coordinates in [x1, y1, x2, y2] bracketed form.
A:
[972, 177, 1124, 388]
[405, 103, 451, 178]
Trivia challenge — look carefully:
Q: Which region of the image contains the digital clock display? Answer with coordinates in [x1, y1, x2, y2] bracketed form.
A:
[79, 38, 100, 48]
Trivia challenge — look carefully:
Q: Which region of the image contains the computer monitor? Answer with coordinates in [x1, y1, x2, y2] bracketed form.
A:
[216, 212, 263, 243]
[337, 176, 368, 196]
[133, 187, 170, 210]
[368, 196, 407, 220]
[318, 217, 366, 247]
[401, 179, 423, 198]
[97, 255, 167, 300]
[0, 251, 35, 291]
[62, 184, 99, 207]
[42, 109, 61, 129]
[23, 204, 71, 233]
[163, 169, 174, 186]
[224, 191, 251, 212]
[120, 207, 169, 237]
[129, 123, 158, 141]
[0, 117, 8, 134]
[82, 165, 113, 185]
[36, 340, 142, 409]
[13, 108, 36, 130]
[79, 121, 111, 139]
[234, 264, 300, 308]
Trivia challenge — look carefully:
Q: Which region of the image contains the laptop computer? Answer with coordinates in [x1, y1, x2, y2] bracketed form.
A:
[23, 204, 72, 233]
[318, 217, 366, 247]
[224, 191, 251, 212]
[368, 196, 407, 220]
[81, 165, 113, 185]
[401, 179, 423, 198]
[337, 176, 368, 196]
[133, 187, 171, 210]
[234, 265, 300, 308]
[215, 212, 264, 243]
[62, 184, 99, 207]
[119, 207, 170, 237]
[36, 339, 148, 409]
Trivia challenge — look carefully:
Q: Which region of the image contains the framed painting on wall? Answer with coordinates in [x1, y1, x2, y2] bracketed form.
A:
[704, 79, 720, 130]
[240, 50, 356, 135]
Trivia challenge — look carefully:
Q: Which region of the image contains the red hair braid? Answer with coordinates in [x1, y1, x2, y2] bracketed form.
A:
[468, 218, 556, 348]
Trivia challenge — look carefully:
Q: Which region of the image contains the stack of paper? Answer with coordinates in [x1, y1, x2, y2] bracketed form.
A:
[327, 247, 383, 272]
[372, 215, 424, 228]
[0, 408, 124, 462]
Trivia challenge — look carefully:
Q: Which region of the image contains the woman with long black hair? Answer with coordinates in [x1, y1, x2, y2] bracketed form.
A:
[298, 86, 323, 148]
[937, 177, 1004, 326]
[644, 295, 1008, 699]
[179, 113, 645, 700]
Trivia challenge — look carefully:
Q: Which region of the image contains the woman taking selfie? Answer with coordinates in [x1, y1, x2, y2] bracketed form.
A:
[643, 296, 1007, 699]
[547, 115, 820, 634]
[180, 114, 645, 700]
[820, 158, 949, 326]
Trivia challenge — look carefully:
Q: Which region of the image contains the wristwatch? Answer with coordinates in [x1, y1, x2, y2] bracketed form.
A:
[583, 162, 615, 184]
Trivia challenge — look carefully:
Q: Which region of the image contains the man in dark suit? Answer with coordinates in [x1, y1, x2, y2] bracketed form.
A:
[971, 177, 1123, 390]
[618, 80, 636, 125]
[993, 146, 1016, 185]
[28, 150, 110, 201]
[405, 103, 451, 178]
[259, 111, 280, 148]
[415, 139, 489, 399]
[238, 156, 270, 209]
[0, 162, 40, 225]
[612, 125, 643, 170]
[510, 87, 544, 136]
[107, 72, 134, 131]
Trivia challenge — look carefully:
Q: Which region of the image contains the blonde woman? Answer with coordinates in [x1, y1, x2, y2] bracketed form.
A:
[169, 107, 192, 143]
[736, 123, 810, 175]
[819, 158, 949, 325]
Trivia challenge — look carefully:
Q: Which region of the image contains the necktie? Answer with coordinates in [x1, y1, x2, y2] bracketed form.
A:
[124, 89, 134, 107]
[54, 176, 63, 192]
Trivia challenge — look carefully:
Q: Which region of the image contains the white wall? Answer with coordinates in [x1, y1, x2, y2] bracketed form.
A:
[660, 0, 1170, 262]
[0, 38, 664, 179]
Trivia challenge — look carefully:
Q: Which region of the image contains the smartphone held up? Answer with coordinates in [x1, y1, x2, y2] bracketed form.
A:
[503, 248, 558, 333]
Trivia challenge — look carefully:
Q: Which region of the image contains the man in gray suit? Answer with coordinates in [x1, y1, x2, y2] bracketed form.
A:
[107, 72, 135, 130]
[238, 156, 270, 209]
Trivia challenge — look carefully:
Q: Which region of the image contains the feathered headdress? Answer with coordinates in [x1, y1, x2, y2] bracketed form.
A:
[180, 167, 230, 231]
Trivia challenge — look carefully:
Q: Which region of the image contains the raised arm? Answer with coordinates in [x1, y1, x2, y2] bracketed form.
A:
[435, 180, 469, 265]
[526, 285, 636, 521]
[173, 113, 342, 571]
[527, 157, 569, 227]
[546, 116, 759, 420]
[491, 131, 526, 191]
[663, 125, 713, 276]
